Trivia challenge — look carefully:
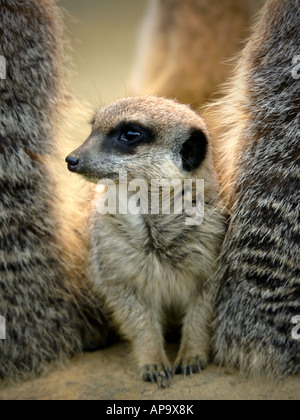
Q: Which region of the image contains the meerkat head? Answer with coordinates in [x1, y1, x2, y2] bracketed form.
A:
[66, 96, 211, 183]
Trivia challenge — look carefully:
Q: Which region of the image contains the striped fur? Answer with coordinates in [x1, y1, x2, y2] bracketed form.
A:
[0, 0, 108, 383]
[211, 0, 300, 376]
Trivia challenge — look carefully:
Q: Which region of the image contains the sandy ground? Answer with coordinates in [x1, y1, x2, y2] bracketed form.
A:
[0, 343, 299, 400]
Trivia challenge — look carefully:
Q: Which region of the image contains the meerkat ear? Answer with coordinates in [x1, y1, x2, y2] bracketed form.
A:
[180, 129, 208, 172]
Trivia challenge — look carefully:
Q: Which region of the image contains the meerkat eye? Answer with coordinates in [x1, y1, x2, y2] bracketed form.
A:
[107, 122, 153, 152]
[120, 130, 142, 143]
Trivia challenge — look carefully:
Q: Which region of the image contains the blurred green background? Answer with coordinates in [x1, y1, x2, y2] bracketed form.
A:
[61, 0, 147, 106]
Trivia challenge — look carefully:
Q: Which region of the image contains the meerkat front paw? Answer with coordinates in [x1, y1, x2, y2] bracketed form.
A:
[173, 356, 208, 378]
[142, 362, 172, 388]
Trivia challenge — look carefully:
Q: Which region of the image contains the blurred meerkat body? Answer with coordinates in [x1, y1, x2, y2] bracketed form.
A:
[209, 0, 300, 376]
[0, 0, 108, 383]
[130, 0, 262, 108]
[67, 96, 225, 384]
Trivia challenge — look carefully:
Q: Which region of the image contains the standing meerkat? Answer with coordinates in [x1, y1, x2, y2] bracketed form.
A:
[130, 0, 262, 108]
[0, 0, 108, 383]
[66, 95, 225, 385]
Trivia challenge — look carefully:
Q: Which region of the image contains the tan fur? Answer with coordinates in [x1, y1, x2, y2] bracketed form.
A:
[67, 96, 225, 385]
[130, 0, 262, 109]
[205, 63, 252, 209]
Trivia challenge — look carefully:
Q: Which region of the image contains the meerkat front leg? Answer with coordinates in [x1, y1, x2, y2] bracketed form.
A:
[102, 283, 172, 387]
[173, 292, 214, 377]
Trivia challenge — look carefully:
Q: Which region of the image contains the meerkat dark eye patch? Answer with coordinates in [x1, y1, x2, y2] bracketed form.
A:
[103, 122, 154, 154]
[180, 129, 208, 172]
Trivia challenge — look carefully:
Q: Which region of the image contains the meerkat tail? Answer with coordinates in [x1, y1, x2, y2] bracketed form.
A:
[210, 0, 300, 377]
[0, 0, 109, 383]
[129, 0, 262, 109]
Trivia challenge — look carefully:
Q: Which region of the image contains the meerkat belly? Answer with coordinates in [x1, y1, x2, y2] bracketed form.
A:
[91, 215, 199, 318]
[141, 260, 196, 316]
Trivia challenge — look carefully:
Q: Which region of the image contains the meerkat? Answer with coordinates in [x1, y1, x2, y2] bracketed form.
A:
[0, 0, 109, 383]
[66, 95, 225, 385]
[130, 0, 263, 109]
[208, 0, 300, 377]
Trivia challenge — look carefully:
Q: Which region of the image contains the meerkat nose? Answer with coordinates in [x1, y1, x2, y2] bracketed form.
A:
[66, 155, 80, 172]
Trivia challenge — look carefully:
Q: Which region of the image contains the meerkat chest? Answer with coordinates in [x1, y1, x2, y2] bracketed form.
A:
[89, 211, 214, 311]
